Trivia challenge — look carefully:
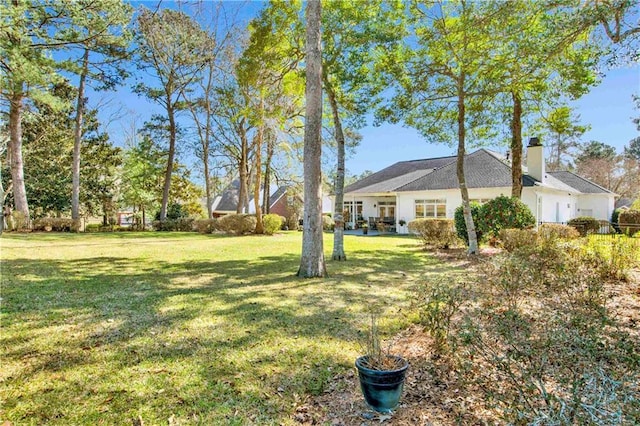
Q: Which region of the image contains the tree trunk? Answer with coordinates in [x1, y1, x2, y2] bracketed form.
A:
[553, 140, 562, 172]
[325, 78, 347, 261]
[203, 142, 212, 218]
[510, 91, 523, 199]
[160, 98, 176, 221]
[298, 0, 326, 278]
[253, 100, 265, 234]
[238, 125, 249, 214]
[262, 131, 274, 214]
[9, 86, 29, 226]
[456, 79, 478, 255]
[202, 105, 213, 219]
[0, 167, 4, 235]
[72, 48, 90, 231]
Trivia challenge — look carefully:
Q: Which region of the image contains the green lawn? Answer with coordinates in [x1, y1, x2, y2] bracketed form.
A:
[0, 231, 452, 425]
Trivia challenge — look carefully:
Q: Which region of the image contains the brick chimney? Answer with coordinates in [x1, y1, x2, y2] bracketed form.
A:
[526, 137, 545, 183]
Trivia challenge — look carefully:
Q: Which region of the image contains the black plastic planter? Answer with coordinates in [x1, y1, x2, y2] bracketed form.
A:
[355, 355, 409, 413]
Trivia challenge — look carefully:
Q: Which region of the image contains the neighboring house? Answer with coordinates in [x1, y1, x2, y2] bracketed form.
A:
[210, 180, 243, 217]
[342, 140, 616, 234]
[116, 208, 153, 227]
[268, 186, 302, 218]
[117, 209, 135, 226]
[615, 198, 633, 210]
[212, 181, 333, 218]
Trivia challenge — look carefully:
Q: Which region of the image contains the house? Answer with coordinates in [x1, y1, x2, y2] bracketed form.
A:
[615, 198, 634, 210]
[210, 180, 244, 218]
[211, 182, 334, 218]
[342, 139, 616, 234]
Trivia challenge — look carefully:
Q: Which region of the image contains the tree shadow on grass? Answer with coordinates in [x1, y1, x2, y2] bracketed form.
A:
[1, 247, 454, 424]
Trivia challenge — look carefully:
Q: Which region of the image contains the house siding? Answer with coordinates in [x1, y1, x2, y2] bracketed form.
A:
[576, 194, 614, 221]
[383, 187, 612, 234]
[397, 188, 514, 225]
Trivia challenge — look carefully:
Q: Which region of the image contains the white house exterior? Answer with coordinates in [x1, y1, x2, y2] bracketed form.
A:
[341, 141, 615, 234]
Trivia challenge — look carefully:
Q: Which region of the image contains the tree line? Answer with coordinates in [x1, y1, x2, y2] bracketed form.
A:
[1, 1, 639, 271]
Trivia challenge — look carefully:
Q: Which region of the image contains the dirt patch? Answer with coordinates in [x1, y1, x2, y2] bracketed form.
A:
[294, 325, 496, 425]
[296, 263, 640, 425]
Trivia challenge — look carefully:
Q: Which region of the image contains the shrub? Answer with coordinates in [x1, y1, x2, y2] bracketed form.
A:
[262, 214, 284, 235]
[85, 224, 101, 232]
[8, 211, 28, 231]
[567, 216, 601, 236]
[498, 228, 538, 252]
[33, 217, 73, 232]
[454, 202, 483, 245]
[286, 215, 299, 231]
[154, 203, 189, 221]
[583, 235, 640, 281]
[538, 223, 580, 240]
[611, 208, 623, 233]
[413, 277, 467, 352]
[217, 214, 256, 235]
[618, 209, 640, 236]
[193, 219, 218, 234]
[152, 218, 194, 232]
[322, 215, 334, 231]
[477, 195, 535, 238]
[408, 218, 459, 249]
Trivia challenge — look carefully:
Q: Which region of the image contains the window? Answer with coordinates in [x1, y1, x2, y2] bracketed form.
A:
[343, 201, 363, 222]
[415, 199, 446, 218]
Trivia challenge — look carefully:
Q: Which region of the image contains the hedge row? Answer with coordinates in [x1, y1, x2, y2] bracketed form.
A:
[195, 214, 285, 235]
[566, 216, 601, 236]
[85, 224, 133, 232]
[33, 217, 73, 232]
[618, 209, 640, 236]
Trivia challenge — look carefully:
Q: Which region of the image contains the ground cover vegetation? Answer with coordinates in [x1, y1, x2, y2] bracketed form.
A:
[1, 232, 444, 425]
[2, 229, 638, 425]
[301, 232, 640, 425]
[1, 1, 639, 249]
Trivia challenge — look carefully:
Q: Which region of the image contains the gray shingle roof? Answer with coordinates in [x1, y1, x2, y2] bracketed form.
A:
[397, 149, 538, 191]
[548, 171, 613, 194]
[344, 155, 456, 193]
[214, 180, 240, 211]
[214, 183, 292, 212]
[344, 149, 537, 194]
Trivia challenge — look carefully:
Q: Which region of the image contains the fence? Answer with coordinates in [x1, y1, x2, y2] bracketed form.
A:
[539, 221, 640, 238]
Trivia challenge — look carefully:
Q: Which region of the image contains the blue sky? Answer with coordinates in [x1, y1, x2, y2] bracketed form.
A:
[349, 66, 640, 176]
[99, 1, 640, 179]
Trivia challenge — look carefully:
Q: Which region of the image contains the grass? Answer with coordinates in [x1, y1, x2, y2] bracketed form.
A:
[0, 231, 453, 425]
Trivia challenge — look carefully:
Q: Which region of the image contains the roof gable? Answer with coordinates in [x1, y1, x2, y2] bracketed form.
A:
[214, 180, 241, 211]
[269, 186, 288, 207]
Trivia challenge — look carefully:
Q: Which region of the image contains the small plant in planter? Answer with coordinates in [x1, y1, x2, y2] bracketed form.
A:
[398, 219, 407, 227]
[355, 313, 409, 413]
[362, 222, 369, 234]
